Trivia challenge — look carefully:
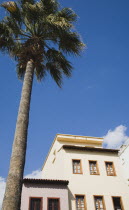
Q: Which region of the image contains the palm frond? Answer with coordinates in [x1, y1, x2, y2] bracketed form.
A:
[45, 48, 72, 77]
[40, 0, 59, 15]
[2, 2, 22, 24]
[1, 1, 17, 12]
[16, 63, 26, 79]
[0, 21, 11, 36]
[59, 31, 85, 55]
[9, 41, 22, 58]
[22, 2, 38, 21]
[35, 63, 46, 81]
[0, 21, 15, 53]
[22, 2, 44, 35]
[46, 14, 72, 30]
[46, 62, 62, 87]
[0, 37, 13, 53]
[4, 16, 21, 37]
[19, 0, 35, 5]
[57, 8, 77, 23]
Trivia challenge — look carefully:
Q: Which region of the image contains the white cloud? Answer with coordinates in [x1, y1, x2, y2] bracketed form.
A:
[0, 169, 42, 209]
[0, 177, 6, 210]
[103, 125, 129, 149]
[24, 169, 42, 179]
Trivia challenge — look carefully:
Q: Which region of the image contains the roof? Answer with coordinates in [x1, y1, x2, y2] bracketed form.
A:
[63, 145, 119, 153]
[23, 178, 69, 185]
[56, 134, 103, 145]
[56, 133, 103, 140]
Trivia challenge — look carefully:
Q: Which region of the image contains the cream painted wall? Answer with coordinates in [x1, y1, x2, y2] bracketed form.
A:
[42, 137, 129, 210]
[63, 150, 129, 210]
[42, 141, 66, 179]
[119, 144, 129, 186]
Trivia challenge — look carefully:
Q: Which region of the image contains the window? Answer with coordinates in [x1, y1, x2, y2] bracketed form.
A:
[105, 162, 116, 176]
[75, 195, 86, 210]
[29, 197, 42, 210]
[89, 161, 99, 175]
[94, 196, 105, 210]
[48, 198, 60, 210]
[72, 160, 82, 174]
[112, 197, 124, 210]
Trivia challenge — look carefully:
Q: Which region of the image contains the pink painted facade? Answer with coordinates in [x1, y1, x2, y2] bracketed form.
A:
[21, 181, 69, 210]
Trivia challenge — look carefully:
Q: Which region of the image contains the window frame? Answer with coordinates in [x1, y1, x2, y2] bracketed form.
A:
[89, 160, 100, 175]
[94, 195, 106, 210]
[105, 161, 116, 176]
[72, 159, 83, 174]
[75, 194, 87, 210]
[112, 196, 124, 210]
[47, 197, 60, 210]
[29, 197, 43, 210]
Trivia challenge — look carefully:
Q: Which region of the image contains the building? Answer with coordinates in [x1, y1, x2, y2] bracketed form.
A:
[42, 134, 129, 210]
[119, 142, 129, 186]
[21, 178, 69, 210]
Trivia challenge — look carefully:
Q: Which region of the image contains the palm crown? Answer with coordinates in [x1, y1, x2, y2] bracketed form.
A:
[0, 0, 84, 87]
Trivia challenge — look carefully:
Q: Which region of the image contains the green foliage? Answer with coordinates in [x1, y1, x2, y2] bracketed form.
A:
[0, 0, 85, 86]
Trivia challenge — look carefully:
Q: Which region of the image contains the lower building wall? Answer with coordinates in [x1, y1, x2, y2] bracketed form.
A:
[21, 183, 69, 210]
[65, 150, 129, 210]
[69, 191, 129, 210]
[68, 175, 129, 210]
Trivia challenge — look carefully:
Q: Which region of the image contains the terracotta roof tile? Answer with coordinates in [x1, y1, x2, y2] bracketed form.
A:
[23, 178, 69, 185]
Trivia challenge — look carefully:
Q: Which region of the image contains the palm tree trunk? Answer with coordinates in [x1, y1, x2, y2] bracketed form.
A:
[2, 60, 34, 210]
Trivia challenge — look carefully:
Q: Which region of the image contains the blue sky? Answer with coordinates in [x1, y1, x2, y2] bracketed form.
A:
[0, 0, 129, 181]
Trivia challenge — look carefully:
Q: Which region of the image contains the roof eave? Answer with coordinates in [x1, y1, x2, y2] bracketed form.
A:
[63, 145, 119, 153]
[23, 178, 69, 185]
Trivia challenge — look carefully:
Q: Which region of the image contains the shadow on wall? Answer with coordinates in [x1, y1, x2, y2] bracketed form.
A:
[68, 188, 75, 210]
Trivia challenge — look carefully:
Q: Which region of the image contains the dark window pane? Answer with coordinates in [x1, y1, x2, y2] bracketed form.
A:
[106, 162, 115, 176]
[30, 198, 41, 210]
[48, 199, 59, 210]
[76, 195, 85, 210]
[113, 197, 123, 210]
[73, 160, 81, 174]
[94, 196, 104, 210]
[89, 161, 98, 174]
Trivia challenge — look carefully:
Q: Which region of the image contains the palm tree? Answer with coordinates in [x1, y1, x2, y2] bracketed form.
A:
[0, 0, 84, 209]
